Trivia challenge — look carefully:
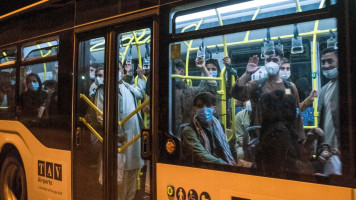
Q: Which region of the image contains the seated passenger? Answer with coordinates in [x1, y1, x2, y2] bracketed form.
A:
[182, 92, 236, 166]
[174, 59, 217, 133]
[43, 80, 58, 115]
[19, 73, 47, 117]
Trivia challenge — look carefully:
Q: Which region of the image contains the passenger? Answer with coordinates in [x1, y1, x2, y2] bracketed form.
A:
[225, 47, 305, 142]
[255, 89, 322, 175]
[0, 72, 11, 108]
[89, 65, 104, 97]
[95, 62, 146, 200]
[314, 47, 341, 176]
[182, 92, 236, 165]
[232, 100, 252, 160]
[89, 63, 99, 82]
[174, 59, 217, 133]
[19, 73, 47, 117]
[52, 63, 58, 81]
[279, 58, 318, 111]
[123, 60, 135, 85]
[43, 80, 58, 116]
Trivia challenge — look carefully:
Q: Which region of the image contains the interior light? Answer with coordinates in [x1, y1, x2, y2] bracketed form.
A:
[176, 0, 290, 23]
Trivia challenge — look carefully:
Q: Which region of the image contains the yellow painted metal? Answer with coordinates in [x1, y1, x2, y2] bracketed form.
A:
[181, 19, 203, 86]
[244, 8, 261, 42]
[2, 52, 9, 62]
[295, 0, 302, 12]
[79, 94, 103, 116]
[133, 31, 143, 68]
[36, 42, 53, 81]
[118, 98, 150, 126]
[171, 74, 222, 80]
[134, 75, 149, 128]
[79, 117, 103, 143]
[0, 107, 8, 109]
[118, 133, 141, 153]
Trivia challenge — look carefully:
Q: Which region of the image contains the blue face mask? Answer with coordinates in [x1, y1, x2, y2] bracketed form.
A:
[31, 82, 39, 91]
[11, 80, 16, 85]
[210, 71, 218, 77]
[196, 107, 214, 122]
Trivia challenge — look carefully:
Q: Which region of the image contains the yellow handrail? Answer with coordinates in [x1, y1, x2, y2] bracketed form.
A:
[118, 133, 141, 153]
[295, 0, 302, 13]
[79, 117, 103, 143]
[119, 98, 150, 126]
[0, 107, 8, 109]
[134, 75, 149, 128]
[79, 94, 103, 116]
[36, 42, 53, 81]
[2, 52, 9, 62]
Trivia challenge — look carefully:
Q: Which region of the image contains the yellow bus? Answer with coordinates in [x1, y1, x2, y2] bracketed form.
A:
[0, 0, 355, 199]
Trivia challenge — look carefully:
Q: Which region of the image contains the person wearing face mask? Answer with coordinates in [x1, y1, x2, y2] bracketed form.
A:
[318, 47, 340, 156]
[89, 65, 104, 97]
[19, 73, 47, 118]
[226, 47, 306, 143]
[173, 59, 217, 133]
[94, 62, 146, 200]
[231, 100, 252, 160]
[280, 58, 318, 112]
[182, 92, 236, 166]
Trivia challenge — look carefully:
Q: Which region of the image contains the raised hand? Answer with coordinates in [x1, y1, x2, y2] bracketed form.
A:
[246, 55, 260, 74]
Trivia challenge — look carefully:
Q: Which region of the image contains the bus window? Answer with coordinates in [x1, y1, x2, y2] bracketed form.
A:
[0, 49, 16, 65]
[17, 59, 70, 150]
[0, 68, 16, 115]
[74, 37, 105, 200]
[173, 0, 337, 34]
[116, 27, 151, 199]
[169, 17, 341, 178]
[23, 39, 58, 61]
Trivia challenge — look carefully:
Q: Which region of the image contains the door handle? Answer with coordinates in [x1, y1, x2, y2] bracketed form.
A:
[141, 129, 151, 159]
[75, 127, 82, 146]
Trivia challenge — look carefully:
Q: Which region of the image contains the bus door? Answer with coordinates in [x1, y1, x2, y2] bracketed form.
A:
[73, 19, 155, 199]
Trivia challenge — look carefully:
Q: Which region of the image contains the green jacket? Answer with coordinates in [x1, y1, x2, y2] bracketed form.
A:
[182, 125, 227, 165]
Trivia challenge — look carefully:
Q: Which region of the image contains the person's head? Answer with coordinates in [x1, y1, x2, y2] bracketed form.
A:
[264, 47, 284, 76]
[205, 59, 220, 77]
[43, 80, 57, 94]
[26, 73, 42, 92]
[279, 58, 291, 80]
[173, 59, 185, 75]
[118, 62, 124, 83]
[95, 66, 104, 85]
[321, 47, 338, 79]
[89, 63, 100, 80]
[193, 92, 216, 123]
[124, 60, 132, 75]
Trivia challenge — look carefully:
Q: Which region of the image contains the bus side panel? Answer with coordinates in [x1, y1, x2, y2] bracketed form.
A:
[157, 163, 352, 200]
[0, 121, 71, 200]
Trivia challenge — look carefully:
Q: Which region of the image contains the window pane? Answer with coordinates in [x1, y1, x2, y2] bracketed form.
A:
[170, 18, 341, 179]
[117, 28, 151, 199]
[74, 37, 105, 200]
[0, 49, 16, 65]
[0, 68, 16, 116]
[174, 0, 331, 34]
[23, 39, 59, 60]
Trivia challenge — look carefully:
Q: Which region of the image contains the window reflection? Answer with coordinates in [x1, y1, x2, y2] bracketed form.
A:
[170, 18, 340, 177]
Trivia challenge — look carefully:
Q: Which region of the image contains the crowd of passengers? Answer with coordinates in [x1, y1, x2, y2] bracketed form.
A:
[0, 65, 58, 120]
[174, 46, 341, 177]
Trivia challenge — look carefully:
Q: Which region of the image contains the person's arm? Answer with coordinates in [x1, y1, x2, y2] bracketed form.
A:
[291, 83, 306, 141]
[299, 90, 317, 112]
[234, 111, 247, 146]
[182, 126, 227, 165]
[95, 88, 104, 126]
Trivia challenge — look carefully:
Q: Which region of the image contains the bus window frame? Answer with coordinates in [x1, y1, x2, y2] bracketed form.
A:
[0, 47, 17, 67]
[158, 1, 356, 187]
[21, 36, 59, 63]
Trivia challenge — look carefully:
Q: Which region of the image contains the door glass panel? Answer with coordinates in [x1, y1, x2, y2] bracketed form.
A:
[74, 37, 105, 200]
[169, 18, 342, 180]
[117, 28, 151, 199]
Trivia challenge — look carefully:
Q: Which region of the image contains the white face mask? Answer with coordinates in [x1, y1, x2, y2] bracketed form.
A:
[118, 72, 122, 81]
[90, 73, 96, 80]
[246, 100, 252, 112]
[95, 77, 104, 85]
[322, 68, 338, 79]
[210, 71, 218, 77]
[279, 70, 291, 80]
[265, 62, 280, 75]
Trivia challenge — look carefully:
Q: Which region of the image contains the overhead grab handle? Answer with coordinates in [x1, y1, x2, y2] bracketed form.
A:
[291, 24, 304, 54]
[263, 28, 275, 57]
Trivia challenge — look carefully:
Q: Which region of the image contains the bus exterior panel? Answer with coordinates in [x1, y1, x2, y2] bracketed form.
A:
[157, 163, 353, 200]
[0, 121, 71, 200]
